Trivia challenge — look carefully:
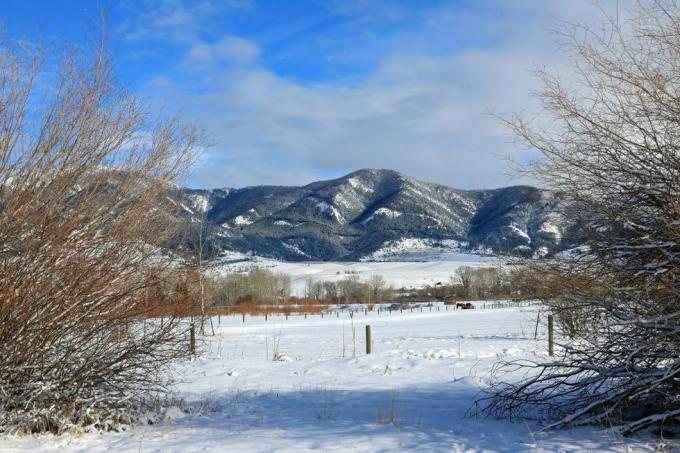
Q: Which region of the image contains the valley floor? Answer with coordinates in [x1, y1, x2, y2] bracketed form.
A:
[2, 303, 664, 452]
[214, 251, 500, 295]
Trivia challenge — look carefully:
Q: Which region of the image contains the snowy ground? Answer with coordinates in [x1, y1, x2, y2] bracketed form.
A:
[213, 252, 501, 296]
[3, 303, 662, 452]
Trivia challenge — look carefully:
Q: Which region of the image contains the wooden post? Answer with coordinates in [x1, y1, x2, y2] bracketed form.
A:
[305, 313, 307, 319]
[190, 322, 196, 355]
[265, 311, 268, 321]
[534, 312, 540, 340]
[548, 314, 554, 356]
[242, 313, 245, 323]
[365, 325, 372, 354]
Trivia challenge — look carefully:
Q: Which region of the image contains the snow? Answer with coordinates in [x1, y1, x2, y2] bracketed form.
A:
[188, 195, 209, 213]
[404, 179, 454, 215]
[317, 201, 332, 212]
[4, 304, 658, 452]
[347, 176, 373, 193]
[416, 213, 443, 225]
[538, 221, 561, 240]
[233, 215, 253, 226]
[281, 242, 311, 259]
[316, 201, 346, 223]
[332, 191, 353, 209]
[533, 246, 549, 258]
[274, 220, 292, 226]
[360, 207, 402, 224]
[179, 203, 194, 215]
[509, 223, 531, 241]
[362, 238, 473, 262]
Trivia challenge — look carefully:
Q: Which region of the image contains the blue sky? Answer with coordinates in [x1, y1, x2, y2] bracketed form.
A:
[0, 0, 621, 189]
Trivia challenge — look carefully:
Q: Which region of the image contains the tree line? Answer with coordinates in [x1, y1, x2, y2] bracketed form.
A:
[146, 264, 540, 313]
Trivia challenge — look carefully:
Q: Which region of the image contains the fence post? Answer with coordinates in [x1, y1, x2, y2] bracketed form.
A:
[534, 312, 540, 340]
[242, 313, 245, 323]
[548, 315, 554, 356]
[365, 325, 372, 354]
[265, 311, 268, 321]
[190, 322, 196, 355]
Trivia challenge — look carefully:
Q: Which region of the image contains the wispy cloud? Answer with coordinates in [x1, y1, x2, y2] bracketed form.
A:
[130, 0, 625, 190]
[118, 0, 252, 44]
[186, 36, 259, 68]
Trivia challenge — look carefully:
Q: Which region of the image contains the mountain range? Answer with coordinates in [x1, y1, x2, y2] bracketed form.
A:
[169, 169, 573, 261]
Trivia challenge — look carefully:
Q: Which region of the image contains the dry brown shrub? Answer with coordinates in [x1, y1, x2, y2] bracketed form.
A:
[0, 35, 197, 434]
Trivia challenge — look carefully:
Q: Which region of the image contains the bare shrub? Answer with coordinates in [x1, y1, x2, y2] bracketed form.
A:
[479, 1, 680, 434]
[508, 264, 602, 339]
[0, 36, 197, 434]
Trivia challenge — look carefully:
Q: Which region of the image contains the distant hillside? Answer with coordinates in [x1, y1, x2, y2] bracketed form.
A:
[169, 169, 575, 261]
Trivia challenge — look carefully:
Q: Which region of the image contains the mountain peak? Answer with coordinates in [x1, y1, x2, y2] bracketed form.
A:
[345, 168, 403, 178]
[172, 169, 570, 261]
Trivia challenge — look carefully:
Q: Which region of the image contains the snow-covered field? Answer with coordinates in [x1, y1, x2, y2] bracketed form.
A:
[3, 303, 660, 452]
[214, 252, 501, 296]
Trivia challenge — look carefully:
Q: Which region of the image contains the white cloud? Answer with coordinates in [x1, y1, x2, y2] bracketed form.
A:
[119, 0, 252, 44]
[187, 36, 259, 67]
[140, 0, 627, 190]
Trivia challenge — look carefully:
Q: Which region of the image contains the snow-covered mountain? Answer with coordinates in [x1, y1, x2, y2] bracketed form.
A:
[170, 169, 574, 261]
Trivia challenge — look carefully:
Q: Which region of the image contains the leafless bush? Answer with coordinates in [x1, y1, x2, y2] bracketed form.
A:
[508, 264, 601, 338]
[0, 35, 197, 434]
[478, 1, 680, 434]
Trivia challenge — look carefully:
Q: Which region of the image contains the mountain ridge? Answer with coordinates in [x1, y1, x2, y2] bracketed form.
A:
[171, 169, 572, 261]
